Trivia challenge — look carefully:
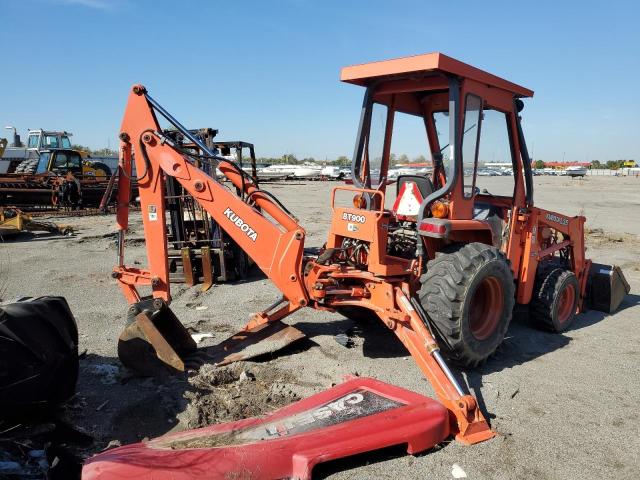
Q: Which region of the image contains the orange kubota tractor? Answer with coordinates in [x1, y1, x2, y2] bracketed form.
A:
[112, 53, 629, 445]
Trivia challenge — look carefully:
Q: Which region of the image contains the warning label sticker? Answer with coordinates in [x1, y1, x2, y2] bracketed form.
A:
[148, 205, 158, 221]
[159, 389, 404, 449]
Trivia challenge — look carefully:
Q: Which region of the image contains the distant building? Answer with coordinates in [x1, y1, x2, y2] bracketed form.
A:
[395, 162, 433, 168]
[482, 162, 512, 169]
[543, 162, 591, 169]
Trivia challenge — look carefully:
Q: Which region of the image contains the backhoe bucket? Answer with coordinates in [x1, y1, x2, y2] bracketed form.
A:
[118, 299, 197, 376]
[587, 263, 630, 313]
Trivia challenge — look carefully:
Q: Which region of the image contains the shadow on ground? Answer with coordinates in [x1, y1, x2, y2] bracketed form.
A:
[462, 295, 639, 420]
[313, 443, 442, 479]
[294, 313, 408, 359]
[73, 353, 194, 445]
[279, 294, 637, 427]
[0, 231, 73, 243]
[0, 350, 195, 480]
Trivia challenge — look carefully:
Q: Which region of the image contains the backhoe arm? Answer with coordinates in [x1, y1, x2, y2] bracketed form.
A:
[113, 85, 307, 310]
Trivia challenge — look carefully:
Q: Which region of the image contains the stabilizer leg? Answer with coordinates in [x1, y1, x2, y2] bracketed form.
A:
[390, 289, 495, 444]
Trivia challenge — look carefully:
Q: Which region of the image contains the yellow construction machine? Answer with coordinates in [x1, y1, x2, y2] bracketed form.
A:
[0, 207, 73, 238]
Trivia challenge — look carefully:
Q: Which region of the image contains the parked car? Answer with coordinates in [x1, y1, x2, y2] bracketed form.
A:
[477, 169, 500, 176]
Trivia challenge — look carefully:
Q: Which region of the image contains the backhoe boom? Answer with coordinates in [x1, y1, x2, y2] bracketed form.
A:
[114, 85, 307, 309]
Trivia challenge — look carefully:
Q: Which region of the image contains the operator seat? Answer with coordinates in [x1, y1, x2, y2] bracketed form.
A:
[393, 174, 435, 219]
[396, 174, 435, 199]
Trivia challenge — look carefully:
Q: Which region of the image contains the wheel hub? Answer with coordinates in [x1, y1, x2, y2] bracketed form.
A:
[469, 275, 504, 340]
[557, 283, 576, 325]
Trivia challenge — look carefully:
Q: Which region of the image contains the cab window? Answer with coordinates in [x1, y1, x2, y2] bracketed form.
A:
[475, 109, 515, 197]
[433, 111, 452, 181]
[53, 153, 68, 169]
[389, 111, 431, 166]
[61, 136, 71, 148]
[36, 152, 50, 173]
[366, 102, 387, 187]
[28, 135, 39, 148]
[461, 94, 482, 198]
[43, 135, 60, 148]
[67, 152, 82, 170]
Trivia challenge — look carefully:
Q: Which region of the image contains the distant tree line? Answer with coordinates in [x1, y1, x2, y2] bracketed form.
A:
[589, 159, 636, 169]
[532, 159, 637, 170]
[71, 144, 118, 156]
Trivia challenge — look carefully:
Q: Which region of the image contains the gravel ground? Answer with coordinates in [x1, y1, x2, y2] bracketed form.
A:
[1, 175, 639, 479]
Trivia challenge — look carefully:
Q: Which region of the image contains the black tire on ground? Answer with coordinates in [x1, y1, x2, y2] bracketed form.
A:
[419, 242, 515, 367]
[0, 297, 79, 418]
[88, 162, 112, 177]
[530, 266, 579, 332]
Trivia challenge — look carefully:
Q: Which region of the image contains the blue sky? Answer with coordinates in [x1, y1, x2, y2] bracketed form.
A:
[1, 0, 638, 162]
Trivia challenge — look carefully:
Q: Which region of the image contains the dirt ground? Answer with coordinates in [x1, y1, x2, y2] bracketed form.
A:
[1, 175, 639, 479]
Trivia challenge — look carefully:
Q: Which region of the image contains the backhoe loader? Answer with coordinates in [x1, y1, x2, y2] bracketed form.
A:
[109, 52, 629, 447]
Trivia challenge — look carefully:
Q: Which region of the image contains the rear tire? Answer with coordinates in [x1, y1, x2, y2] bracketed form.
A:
[419, 243, 515, 367]
[88, 161, 112, 177]
[531, 267, 579, 332]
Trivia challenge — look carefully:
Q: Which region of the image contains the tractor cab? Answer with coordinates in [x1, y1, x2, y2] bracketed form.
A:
[26, 130, 73, 150]
[340, 52, 534, 253]
[330, 52, 627, 362]
[36, 149, 83, 175]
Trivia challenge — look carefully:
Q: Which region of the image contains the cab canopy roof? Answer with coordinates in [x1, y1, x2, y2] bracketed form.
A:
[341, 52, 533, 98]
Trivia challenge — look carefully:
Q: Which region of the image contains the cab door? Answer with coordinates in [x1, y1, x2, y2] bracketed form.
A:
[36, 152, 51, 174]
[65, 151, 84, 177]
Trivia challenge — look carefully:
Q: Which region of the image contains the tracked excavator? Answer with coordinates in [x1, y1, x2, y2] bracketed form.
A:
[109, 53, 629, 449]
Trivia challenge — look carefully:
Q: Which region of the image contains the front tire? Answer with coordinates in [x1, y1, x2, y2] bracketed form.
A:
[419, 243, 515, 367]
[531, 267, 579, 332]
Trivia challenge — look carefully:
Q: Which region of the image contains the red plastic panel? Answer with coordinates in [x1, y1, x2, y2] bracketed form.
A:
[83, 377, 449, 480]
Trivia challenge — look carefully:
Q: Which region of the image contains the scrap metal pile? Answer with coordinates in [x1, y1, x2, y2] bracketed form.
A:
[0, 130, 118, 211]
[0, 159, 115, 212]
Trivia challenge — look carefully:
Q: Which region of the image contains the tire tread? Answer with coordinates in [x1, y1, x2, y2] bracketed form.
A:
[418, 242, 515, 367]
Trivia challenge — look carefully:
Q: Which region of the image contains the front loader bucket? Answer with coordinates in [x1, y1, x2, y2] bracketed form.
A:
[587, 263, 630, 313]
[118, 299, 197, 376]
